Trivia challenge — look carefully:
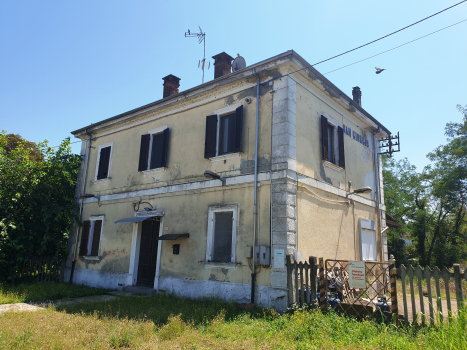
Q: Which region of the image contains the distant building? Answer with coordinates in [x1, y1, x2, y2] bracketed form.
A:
[66, 50, 391, 311]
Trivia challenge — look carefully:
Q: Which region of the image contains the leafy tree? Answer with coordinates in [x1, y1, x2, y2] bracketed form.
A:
[0, 131, 81, 282]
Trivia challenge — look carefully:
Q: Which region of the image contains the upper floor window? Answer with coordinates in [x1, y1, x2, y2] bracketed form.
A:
[204, 105, 243, 158]
[79, 215, 104, 257]
[138, 126, 170, 171]
[206, 205, 238, 264]
[95, 142, 113, 180]
[321, 115, 345, 169]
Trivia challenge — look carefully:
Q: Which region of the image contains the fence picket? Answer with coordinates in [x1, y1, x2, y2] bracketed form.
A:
[453, 265, 464, 314]
[433, 267, 443, 323]
[442, 267, 452, 318]
[424, 266, 434, 324]
[299, 262, 304, 305]
[309, 257, 317, 305]
[415, 266, 425, 325]
[319, 258, 326, 310]
[407, 265, 417, 322]
[304, 262, 310, 304]
[399, 265, 409, 323]
[294, 259, 299, 305]
[286, 255, 294, 306]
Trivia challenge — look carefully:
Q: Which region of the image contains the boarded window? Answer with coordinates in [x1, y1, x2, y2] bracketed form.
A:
[79, 218, 103, 257]
[212, 212, 233, 263]
[79, 221, 91, 256]
[90, 220, 102, 256]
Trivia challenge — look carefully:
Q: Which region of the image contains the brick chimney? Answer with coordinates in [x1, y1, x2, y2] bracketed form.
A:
[162, 74, 181, 98]
[212, 52, 234, 79]
[352, 86, 362, 106]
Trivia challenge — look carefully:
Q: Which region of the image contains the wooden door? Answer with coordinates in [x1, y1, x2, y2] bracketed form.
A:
[137, 219, 160, 287]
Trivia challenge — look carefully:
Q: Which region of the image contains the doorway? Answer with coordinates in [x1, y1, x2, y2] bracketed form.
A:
[136, 219, 160, 287]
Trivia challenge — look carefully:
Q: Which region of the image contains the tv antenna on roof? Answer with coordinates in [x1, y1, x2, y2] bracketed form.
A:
[185, 26, 209, 83]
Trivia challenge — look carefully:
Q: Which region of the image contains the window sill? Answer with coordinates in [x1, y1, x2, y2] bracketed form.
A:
[142, 167, 167, 176]
[92, 177, 111, 184]
[322, 160, 343, 172]
[203, 262, 239, 270]
[83, 256, 101, 261]
[209, 153, 241, 163]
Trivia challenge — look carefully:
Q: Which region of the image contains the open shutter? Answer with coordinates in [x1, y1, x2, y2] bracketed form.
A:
[79, 221, 91, 256]
[204, 115, 217, 158]
[338, 126, 345, 169]
[90, 220, 102, 256]
[161, 128, 170, 167]
[321, 115, 329, 161]
[138, 134, 150, 171]
[234, 105, 243, 152]
[150, 132, 164, 169]
[97, 146, 111, 180]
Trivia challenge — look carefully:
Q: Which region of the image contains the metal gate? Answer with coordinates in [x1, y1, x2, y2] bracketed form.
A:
[322, 259, 397, 320]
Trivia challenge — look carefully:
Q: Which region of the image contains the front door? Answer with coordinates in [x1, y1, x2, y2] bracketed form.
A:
[137, 219, 160, 287]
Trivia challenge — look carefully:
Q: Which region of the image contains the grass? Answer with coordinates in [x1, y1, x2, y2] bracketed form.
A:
[0, 282, 110, 304]
[1, 293, 467, 349]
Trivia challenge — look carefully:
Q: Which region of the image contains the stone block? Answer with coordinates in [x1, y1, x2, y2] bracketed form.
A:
[272, 121, 296, 136]
[272, 109, 296, 125]
[272, 183, 296, 194]
[272, 192, 296, 206]
[272, 133, 296, 148]
[273, 218, 296, 232]
[272, 145, 296, 159]
[272, 205, 295, 218]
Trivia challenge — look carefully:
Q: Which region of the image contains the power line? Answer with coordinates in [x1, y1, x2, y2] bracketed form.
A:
[324, 18, 467, 75]
[277, 0, 467, 80]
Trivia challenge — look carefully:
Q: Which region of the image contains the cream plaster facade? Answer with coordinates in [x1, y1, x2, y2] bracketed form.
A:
[66, 51, 390, 311]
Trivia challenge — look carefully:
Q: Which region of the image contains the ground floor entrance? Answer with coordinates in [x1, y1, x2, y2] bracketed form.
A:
[136, 219, 160, 287]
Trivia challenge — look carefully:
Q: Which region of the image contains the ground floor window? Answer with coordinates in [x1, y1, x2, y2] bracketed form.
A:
[206, 205, 237, 263]
[79, 215, 104, 257]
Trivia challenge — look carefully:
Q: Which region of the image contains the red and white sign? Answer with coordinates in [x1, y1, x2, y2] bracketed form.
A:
[348, 261, 366, 289]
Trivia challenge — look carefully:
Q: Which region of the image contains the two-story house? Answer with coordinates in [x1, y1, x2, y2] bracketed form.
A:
[66, 50, 391, 311]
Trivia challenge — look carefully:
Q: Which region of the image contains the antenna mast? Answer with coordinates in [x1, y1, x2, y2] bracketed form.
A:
[185, 26, 208, 83]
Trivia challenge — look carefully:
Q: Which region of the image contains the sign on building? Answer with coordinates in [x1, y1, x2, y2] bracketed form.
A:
[348, 261, 366, 289]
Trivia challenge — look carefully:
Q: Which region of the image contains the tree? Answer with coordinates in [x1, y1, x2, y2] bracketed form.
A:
[0, 131, 81, 282]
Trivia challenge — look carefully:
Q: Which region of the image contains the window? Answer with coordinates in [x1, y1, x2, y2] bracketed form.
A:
[95, 142, 113, 180]
[79, 216, 104, 257]
[138, 126, 170, 171]
[206, 205, 237, 264]
[361, 229, 377, 261]
[204, 105, 243, 158]
[321, 115, 345, 168]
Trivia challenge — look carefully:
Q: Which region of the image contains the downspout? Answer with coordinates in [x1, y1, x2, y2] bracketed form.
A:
[372, 133, 383, 262]
[69, 129, 93, 283]
[251, 67, 260, 304]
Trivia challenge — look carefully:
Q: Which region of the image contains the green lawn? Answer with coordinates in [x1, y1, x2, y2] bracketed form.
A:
[0, 282, 110, 304]
[1, 293, 466, 349]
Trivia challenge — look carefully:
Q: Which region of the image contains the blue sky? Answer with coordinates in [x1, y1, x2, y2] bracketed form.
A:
[1, 0, 466, 171]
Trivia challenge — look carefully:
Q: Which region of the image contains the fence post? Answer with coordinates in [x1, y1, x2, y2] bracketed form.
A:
[319, 258, 326, 311]
[453, 264, 464, 315]
[389, 255, 399, 323]
[309, 256, 317, 306]
[286, 254, 294, 306]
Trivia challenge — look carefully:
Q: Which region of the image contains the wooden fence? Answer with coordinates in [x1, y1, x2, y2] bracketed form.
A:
[398, 264, 466, 324]
[13, 256, 64, 284]
[286, 255, 318, 306]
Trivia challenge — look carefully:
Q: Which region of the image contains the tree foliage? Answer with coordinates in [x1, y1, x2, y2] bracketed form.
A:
[384, 105, 467, 267]
[0, 131, 81, 281]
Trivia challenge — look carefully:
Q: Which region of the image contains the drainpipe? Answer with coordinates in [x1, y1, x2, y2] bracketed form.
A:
[251, 67, 260, 303]
[372, 133, 383, 262]
[69, 129, 93, 283]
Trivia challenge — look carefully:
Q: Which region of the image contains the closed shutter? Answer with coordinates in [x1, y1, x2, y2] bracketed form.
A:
[204, 115, 217, 158]
[321, 115, 329, 161]
[234, 105, 243, 152]
[150, 132, 164, 169]
[90, 220, 102, 256]
[161, 128, 170, 167]
[338, 126, 345, 169]
[138, 134, 151, 171]
[97, 146, 111, 180]
[79, 220, 91, 256]
[212, 212, 233, 263]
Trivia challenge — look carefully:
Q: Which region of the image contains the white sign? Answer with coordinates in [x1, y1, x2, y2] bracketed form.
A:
[273, 249, 285, 269]
[348, 261, 366, 289]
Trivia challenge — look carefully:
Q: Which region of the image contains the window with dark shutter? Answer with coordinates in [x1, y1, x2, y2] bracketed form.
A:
[90, 220, 102, 256]
[79, 221, 91, 256]
[321, 115, 329, 161]
[150, 132, 165, 169]
[234, 105, 243, 152]
[212, 212, 233, 263]
[97, 146, 111, 180]
[160, 128, 170, 167]
[219, 112, 236, 155]
[204, 115, 217, 158]
[338, 126, 345, 169]
[138, 134, 151, 171]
